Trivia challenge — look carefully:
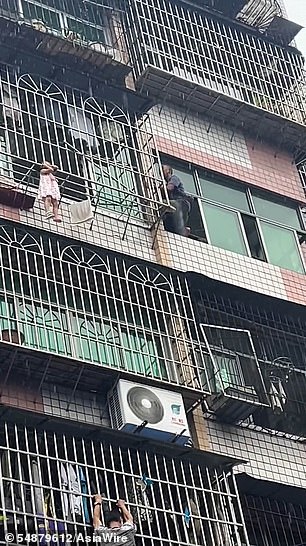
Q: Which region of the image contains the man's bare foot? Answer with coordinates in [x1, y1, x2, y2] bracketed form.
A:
[53, 217, 62, 223]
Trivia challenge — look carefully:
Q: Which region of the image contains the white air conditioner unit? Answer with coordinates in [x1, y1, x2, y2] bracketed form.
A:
[108, 379, 191, 446]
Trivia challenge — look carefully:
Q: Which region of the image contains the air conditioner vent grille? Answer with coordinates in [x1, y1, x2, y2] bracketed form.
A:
[109, 386, 123, 430]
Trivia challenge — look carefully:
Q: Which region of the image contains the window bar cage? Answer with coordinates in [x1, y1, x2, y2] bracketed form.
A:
[126, 0, 306, 128]
[0, 224, 210, 394]
[0, 67, 172, 232]
[0, 421, 249, 546]
[194, 287, 306, 438]
[0, 0, 130, 67]
[242, 494, 306, 546]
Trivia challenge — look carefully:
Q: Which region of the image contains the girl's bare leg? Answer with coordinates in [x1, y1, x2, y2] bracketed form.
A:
[52, 199, 61, 222]
[43, 196, 53, 217]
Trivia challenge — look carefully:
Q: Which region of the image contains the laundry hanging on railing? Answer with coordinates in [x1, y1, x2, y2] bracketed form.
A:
[69, 198, 94, 225]
[269, 379, 287, 413]
[184, 506, 191, 527]
[126, 476, 154, 524]
[60, 463, 84, 521]
[79, 467, 90, 524]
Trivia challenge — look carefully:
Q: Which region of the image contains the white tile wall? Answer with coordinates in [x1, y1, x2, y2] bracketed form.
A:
[149, 105, 253, 169]
[157, 230, 288, 300]
[206, 419, 306, 488]
[18, 198, 289, 300]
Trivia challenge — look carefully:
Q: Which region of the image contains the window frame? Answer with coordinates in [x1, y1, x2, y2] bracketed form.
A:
[160, 154, 306, 272]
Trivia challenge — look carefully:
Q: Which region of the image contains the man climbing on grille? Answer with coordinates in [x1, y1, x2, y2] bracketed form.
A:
[162, 165, 193, 237]
[93, 495, 136, 545]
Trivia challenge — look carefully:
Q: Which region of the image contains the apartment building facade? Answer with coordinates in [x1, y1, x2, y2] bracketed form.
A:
[0, 1, 306, 545]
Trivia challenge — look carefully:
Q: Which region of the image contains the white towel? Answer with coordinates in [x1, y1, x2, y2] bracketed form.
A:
[278, 380, 287, 407]
[269, 382, 284, 414]
[69, 199, 94, 224]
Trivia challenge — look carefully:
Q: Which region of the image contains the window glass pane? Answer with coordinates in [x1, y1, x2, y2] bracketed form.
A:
[200, 176, 250, 212]
[0, 298, 17, 333]
[66, 17, 105, 43]
[77, 317, 120, 366]
[214, 354, 244, 392]
[121, 329, 168, 380]
[203, 203, 248, 255]
[253, 193, 301, 229]
[241, 215, 266, 261]
[188, 199, 207, 241]
[22, 1, 62, 31]
[20, 303, 72, 355]
[171, 166, 196, 195]
[260, 221, 304, 273]
[94, 162, 140, 218]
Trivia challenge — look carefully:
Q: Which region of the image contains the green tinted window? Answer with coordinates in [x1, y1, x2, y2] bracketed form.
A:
[204, 203, 248, 255]
[172, 166, 196, 195]
[22, 1, 62, 30]
[260, 221, 304, 273]
[253, 194, 301, 229]
[95, 159, 140, 219]
[121, 329, 167, 380]
[0, 299, 17, 333]
[200, 176, 250, 212]
[20, 304, 71, 355]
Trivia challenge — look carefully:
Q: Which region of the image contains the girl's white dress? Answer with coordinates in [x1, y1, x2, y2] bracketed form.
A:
[38, 173, 60, 200]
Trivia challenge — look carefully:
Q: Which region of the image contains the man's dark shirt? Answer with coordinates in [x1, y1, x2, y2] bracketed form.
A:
[167, 174, 186, 200]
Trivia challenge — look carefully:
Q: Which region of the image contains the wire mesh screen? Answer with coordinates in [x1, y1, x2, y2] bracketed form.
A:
[0, 65, 169, 225]
[0, 421, 249, 546]
[0, 223, 209, 392]
[126, 0, 306, 124]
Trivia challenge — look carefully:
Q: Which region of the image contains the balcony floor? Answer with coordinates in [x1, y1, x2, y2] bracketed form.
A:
[0, 16, 131, 81]
[0, 340, 206, 412]
[136, 66, 306, 162]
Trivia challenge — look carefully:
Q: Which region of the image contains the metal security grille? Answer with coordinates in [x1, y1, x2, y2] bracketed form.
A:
[0, 64, 169, 225]
[298, 162, 306, 197]
[242, 495, 306, 546]
[0, 421, 249, 546]
[193, 285, 306, 438]
[0, 223, 209, 393]
[0, 0, 125, 50]
[126, 0, 306, 124]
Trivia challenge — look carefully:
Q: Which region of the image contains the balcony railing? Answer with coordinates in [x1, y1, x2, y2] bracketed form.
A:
[127, 0, 306, 160]
[200, 324, 270, 423]
[0, 66, 172, 228]
[0, 224, 210, 397]
[0, 420, 248, 546]
[0, 0, 131, 78]
[192, 280, 306, 438]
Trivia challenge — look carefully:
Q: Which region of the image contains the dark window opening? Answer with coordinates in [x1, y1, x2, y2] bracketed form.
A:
[241, 214, 266, 261]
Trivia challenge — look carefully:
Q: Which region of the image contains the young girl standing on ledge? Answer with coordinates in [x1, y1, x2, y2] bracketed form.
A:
[39, 161, 61, 222]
